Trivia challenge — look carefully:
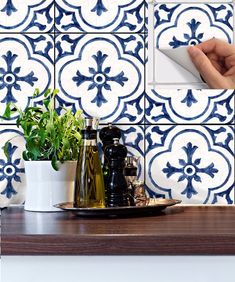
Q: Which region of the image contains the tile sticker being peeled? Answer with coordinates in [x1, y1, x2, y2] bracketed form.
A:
[155, 3, 233, 49]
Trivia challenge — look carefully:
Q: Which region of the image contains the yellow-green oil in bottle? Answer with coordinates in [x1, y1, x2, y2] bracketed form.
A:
[74, 119, 105, 208]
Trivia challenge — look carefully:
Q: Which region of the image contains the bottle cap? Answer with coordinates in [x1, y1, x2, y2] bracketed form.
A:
[99, 124, 121, 144]
[82, 117, 99, 140]
[84, 117, 99, 130]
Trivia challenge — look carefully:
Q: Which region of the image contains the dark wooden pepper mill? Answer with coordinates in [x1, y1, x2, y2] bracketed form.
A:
[99, 124, 121, 191]
[104, 138, 129, 207]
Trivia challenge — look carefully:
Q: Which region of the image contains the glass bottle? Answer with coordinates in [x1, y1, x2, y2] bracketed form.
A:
[74, 117, 105, 208]
[124, 156, 140, 206]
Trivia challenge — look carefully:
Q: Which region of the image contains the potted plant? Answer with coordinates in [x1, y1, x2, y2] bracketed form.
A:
[3, 89, 84, 212]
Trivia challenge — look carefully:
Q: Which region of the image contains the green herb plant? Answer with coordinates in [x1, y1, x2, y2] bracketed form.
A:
[3, 89, 84, 170]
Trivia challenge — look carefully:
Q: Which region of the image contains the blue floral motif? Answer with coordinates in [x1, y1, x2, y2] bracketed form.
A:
[24, 2, 54, 32]
[146, 89, 234, 124]
[113, 1, 145, 32]
[114, 34, 144, 64]
[207, 4, 233, 30]
[55, 0, 145, 32]
[169, 19, 204, 48]
[55, 34, 84, 62]
[91, 0, 107, 16]
[145, 94, 173, 124]
[212, 184, 234, 205]
[1, 0, 17, 16]
[205, 126, 234, 155]
[146, 126, 174, 152]
[154, 4, 180, 27]
[113, 94, 144, 123]
[25, 34, 54, 64]
[0, 142, 25, 199]
[181, 90, 198, 107]
[0, 50, 38, 103]
[155, 4, 233, 49]
[72, 50, 128, 107]
[57, 34, 143, 123]
[204, 92, 234, 123]
[0, 1, 54, 32]
[162, 142, 218, 199]
[55, 3, 83, 32]
[121, 127, 144, 156]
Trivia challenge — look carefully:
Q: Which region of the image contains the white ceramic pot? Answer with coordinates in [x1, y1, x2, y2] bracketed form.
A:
[24, 160, 77, 212]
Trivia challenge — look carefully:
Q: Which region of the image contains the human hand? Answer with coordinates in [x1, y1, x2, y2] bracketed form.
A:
[188, 38, 235, 89]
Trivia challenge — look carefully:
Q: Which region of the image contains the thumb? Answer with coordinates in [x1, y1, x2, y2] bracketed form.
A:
[188, 46, 224, 88]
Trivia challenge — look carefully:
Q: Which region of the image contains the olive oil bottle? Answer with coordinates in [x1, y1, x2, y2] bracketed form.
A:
[74, 118, 105, 208]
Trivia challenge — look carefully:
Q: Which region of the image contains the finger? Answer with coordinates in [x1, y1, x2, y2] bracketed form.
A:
[196, 38, 235, 58]
[225, 54, 235, 69]
[207, 52, 225, 73]
[224, 65, 235, 77]
[188, 46, 226, 88]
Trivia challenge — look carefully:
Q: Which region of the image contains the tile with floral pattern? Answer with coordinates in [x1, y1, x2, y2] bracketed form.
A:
[145, 125, 235, 205]
[55, 34, 144, 124]
[0, 34, 54, 122]
[146, 89, 235, 124]
[148, 3, 234, 86]
[0, 126, 26, 207]
[55, 0, 145, 33]
[0, 0, 54, 32]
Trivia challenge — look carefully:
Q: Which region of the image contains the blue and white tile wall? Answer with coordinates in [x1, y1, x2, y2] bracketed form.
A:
[0, 0, 234, 207]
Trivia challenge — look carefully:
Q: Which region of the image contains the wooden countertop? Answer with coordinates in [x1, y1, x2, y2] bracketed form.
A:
[1, 206, 235, 255]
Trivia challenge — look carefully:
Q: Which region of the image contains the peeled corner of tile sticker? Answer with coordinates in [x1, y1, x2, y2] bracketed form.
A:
[158, 47, 202, 81]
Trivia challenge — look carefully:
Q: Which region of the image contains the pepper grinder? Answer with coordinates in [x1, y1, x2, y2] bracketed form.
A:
[104, 138, 129, 207]
[99, 124, 121, 190]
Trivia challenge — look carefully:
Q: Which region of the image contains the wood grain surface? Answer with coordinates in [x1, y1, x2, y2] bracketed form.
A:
[2, 206, 235, 255]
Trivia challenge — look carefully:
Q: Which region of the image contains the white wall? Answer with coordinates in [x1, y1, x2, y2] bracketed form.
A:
[1, 256, 235, 282]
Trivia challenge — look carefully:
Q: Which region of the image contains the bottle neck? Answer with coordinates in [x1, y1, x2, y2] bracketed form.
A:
[82, 139, 97, 146]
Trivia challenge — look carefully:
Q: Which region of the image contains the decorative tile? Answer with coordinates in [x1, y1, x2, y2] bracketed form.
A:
[55, 0, 145, 33]
[0, 34, 54, 122]
[148, 3, 234, 87]
[55, 34, 144, 124]
[0, 0, 54, 32]
[146, 89, 235, 124]
[145, 125, 234, 205]
[155, 3, 233, 48]
[0, 126, 26, 208]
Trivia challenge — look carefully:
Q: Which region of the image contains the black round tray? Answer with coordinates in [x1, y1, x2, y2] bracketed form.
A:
[54, 199, 181, 217]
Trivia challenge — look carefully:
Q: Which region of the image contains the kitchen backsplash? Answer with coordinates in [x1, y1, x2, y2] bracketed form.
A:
[0, 0, 234, 207]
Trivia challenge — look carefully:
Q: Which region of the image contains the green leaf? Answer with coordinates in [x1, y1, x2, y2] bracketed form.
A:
[3, 88, 84, 171]
[33, 88, 40, 97]
[44, 88, 51, 98]
[22, 151, 29, 161]
[2, 103, 12, 119]
[3, 142, 10, 159]
[51, 155, 59, 171]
